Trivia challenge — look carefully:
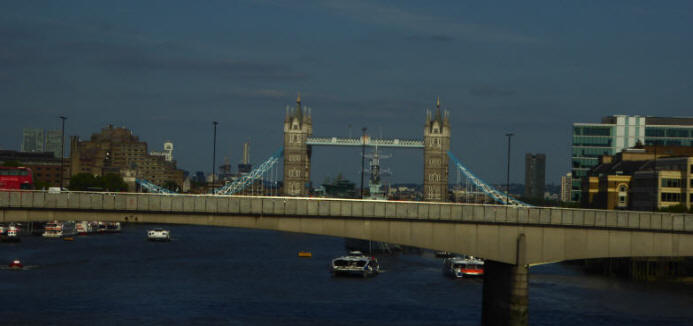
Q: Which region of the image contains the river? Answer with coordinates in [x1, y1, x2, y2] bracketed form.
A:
[1, 224, 692, 325]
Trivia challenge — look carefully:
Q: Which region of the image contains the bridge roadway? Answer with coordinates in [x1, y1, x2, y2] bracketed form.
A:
[3, 190, 693, 326]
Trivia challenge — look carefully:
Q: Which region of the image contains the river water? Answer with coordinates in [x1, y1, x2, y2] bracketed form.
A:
[1, 224, 692, 325]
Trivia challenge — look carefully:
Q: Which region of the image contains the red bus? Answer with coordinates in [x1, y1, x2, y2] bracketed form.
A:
[0, 166, 34, 190]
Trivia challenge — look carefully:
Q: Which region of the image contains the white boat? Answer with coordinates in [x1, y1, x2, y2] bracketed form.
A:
[96, 222, 121, 233]
[2, 224, 21, 242]
[42, 221, 77, 238]
[147, 228, 171, 241]
[443, 256, 484, 278]
[76, 221, 93, 235]
[330, 251, 380, 278]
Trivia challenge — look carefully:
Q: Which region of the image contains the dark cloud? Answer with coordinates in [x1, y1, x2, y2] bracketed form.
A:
[468, 86, 516, 98]
[406, 34, 454, 43]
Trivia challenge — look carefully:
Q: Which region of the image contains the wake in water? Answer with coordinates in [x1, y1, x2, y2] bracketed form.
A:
[0, 265, 40, 271]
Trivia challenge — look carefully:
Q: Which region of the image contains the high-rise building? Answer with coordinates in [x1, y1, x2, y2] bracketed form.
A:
[21, 128, 44, 153]
[45, 130, 63, 159]
[560, 172, 572, 202]
[571, 115, 693, 202]
[524, 153, 545, 199]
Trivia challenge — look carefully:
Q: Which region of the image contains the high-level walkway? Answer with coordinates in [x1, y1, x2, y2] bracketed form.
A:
[3, 190, 692, 326]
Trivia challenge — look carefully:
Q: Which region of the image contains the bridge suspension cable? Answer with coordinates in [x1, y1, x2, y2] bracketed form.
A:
[447, 151, 531, 207]
[214, 147, 284, 195]
[135, 179, 177, 194]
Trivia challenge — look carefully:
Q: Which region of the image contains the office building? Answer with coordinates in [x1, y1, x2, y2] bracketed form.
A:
[21, 128, 44, 153]
[560, 172, 572, 202]
[582, 146, 693, 210]
[524, 153, 546, 199]
[45, 130, 64, 159]
[571, 115, 693, 202]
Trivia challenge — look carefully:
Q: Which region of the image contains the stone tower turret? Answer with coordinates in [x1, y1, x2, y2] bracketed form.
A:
[423, 97, 450, 201]
[283, 93, 312, 196]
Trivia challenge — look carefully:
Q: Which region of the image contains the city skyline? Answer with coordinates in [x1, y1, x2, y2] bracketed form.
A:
[2, 1, 692, 185]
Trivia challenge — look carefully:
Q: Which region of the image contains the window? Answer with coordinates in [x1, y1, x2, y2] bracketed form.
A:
[661, 178, 681, 188]
[660, 192, 682, 202]
[665, 129, 689, 138]
[645, 128, 665, 137]
[583, 127, 611, 136]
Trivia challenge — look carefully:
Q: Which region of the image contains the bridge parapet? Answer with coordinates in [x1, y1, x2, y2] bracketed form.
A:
[2, 190, 692, 234]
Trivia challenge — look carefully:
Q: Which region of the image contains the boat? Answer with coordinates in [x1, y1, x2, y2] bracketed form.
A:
[330, 251, 380, 278]
[8, 259, 23, 269]
[42, 221, 77, 238]
[105, 222, 121, 233]
[2, 224, 21, 242]
[435, 251, 455, 258]
[76, 221, 94, 235]
[147, 228, 171, 241]
[298, 250, 312, 257]
[0, 224, 6, 236]
[443, 256, 485, 278]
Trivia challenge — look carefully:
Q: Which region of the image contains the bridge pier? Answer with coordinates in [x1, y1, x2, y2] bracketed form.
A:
[481, 234, 528, 326]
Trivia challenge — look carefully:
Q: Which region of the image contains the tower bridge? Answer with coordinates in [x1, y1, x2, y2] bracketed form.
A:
[214, 94, 526, 206]
[284, 94, 465, 203]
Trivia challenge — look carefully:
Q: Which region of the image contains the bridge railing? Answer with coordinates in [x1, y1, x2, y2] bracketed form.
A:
[2, 190, 692, 234]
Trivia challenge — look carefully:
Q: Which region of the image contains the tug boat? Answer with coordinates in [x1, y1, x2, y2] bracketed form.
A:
[443, 256, 485, 278]
[330, 251, 380, 278]
[8, 259, 23, 269]
[147, 228, 171, 241]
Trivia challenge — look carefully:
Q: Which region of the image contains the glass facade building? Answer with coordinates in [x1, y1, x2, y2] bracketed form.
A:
[571, 115, 693, 201]
[21, 128, 44, 153]
[45, 130, 63, 159]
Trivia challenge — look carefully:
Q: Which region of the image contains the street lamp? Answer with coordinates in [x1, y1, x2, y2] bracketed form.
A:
[212, 121, 218, 194]
[360, 127, 367, 199]
[505, 133, 514, 205]
[59, 116, 67, 189]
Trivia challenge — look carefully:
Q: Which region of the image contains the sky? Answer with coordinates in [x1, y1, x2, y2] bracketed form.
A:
[1, 0, 692, 187]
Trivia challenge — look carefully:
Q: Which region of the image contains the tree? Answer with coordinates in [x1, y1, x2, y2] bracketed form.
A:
[1, 160, 20, 167]
[101, 173, 128, 192]
[68, 173, 100, 191]
[163, 180, 180, 192]
[68, 173, 128, 192]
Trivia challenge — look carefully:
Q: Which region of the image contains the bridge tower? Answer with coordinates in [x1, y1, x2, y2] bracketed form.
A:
[423, 97, 450, 202]
[283, 93, 312, 196]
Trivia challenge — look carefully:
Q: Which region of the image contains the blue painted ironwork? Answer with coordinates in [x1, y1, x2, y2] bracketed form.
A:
[448, 151, 531, 207]
[136, 178, 177, 194]
[215, 147, 284, 195]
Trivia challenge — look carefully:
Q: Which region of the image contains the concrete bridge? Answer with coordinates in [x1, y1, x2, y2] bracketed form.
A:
[3, 190, 693, 326]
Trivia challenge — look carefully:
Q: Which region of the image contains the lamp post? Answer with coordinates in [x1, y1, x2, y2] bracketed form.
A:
[360, 127, 367, 199]
[59, 116, 67, 189]
[212, 121, 218, 194]
[505, 133, 514, 205]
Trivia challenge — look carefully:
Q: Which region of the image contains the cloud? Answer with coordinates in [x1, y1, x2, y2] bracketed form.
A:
[469, 86, 516, 98]
[406, 34, 454, 43]
[316, 0, 540, 44]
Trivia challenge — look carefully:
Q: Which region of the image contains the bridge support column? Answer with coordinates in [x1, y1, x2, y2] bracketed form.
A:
[481, 234, 528, 326]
